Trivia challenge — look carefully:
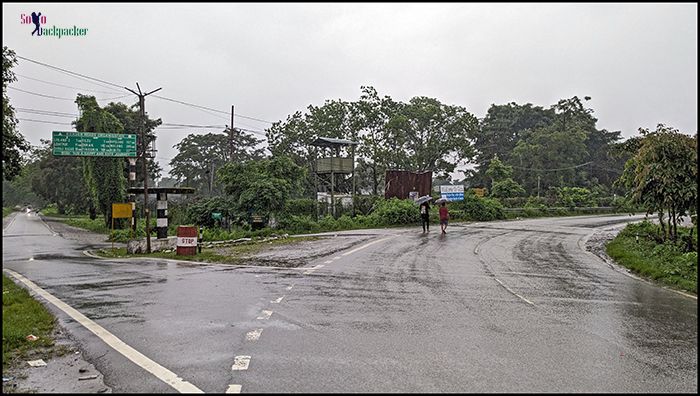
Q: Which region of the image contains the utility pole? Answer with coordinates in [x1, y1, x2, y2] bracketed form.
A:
[537, 175, 541, 198]
[125, 83, 161, 254]
[229, 105, 234, 161]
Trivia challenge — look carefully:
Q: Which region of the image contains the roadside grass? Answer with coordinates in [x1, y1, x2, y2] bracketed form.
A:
[606, 221, 697, 294]
[93, 236, 321, 264]
[3, 207, 14, 218]
[2, 274, 56, 369]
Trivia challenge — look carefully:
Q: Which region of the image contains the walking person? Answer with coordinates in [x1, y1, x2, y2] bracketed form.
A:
[420, 201, 430, 233]
[439, 202, 449, 234]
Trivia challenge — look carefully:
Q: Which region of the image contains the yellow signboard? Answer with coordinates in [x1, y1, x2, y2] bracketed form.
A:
[112, 203, 133, 218]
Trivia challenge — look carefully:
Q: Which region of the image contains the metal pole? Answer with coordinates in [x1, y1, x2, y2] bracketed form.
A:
[330, 152, 335, 219]
[125, 83, 162, 254]
[139, 94, 151, 254]
[230, 105, 234, 162]
[351, 145, 356, 217]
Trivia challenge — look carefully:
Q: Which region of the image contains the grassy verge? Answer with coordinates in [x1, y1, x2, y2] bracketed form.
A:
[2, 274, 57, 369]
[606, 221, 697, 294]
[3, 207, 14, 218]
[93, 236, 321, 264]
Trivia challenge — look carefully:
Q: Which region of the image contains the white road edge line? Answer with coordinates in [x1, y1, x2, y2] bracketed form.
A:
[2, 269, 203, 393]
[231, 356, 251, 371]
[494, 278, 535, 306]
[226, 384, 242, 393]
[245, 328, 263, 341]
[340, 237, 393, 257]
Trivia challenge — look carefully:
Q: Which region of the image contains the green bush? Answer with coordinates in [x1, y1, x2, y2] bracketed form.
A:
[318, 215, 340, 231]
[460, 195, 506, 221]
[555, 187, 597, 208]
[353, 195, 381, 215]
[607, 221, 697, 293]
[285, 198, 316, 216]
[278, 215, 320, 234]
[372, 198, 421, 225]
[186, 196, 240, 228]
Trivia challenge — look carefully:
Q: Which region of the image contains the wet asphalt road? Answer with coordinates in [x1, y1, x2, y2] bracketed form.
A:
[2, 212, 697, 393]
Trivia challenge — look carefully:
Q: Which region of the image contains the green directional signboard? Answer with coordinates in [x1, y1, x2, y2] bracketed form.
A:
[52, 131, 137, 157]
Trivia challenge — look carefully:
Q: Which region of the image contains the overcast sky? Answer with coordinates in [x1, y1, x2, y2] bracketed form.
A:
[3, 3, 697, 178]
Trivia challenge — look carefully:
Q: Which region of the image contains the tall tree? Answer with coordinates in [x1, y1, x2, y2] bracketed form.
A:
[73, 95, 127, 225]
[619, 124, 697, 242]
[353, 86, 402, 195]
[2, 46, 30, 181]
[218, 155, 306, 217]
[383, 96, 478, 176]
[29, 139, 89, 214]
[169, 130, 264, 195]
[266, 86, 479, 195]
[473, 102, 555, 187]
[486, 154, 525, 199]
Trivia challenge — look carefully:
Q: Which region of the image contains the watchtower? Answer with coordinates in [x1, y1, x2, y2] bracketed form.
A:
[310, 137, 359, 218]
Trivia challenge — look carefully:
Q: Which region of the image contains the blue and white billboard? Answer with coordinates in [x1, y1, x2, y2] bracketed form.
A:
[440, 185, 464, 201]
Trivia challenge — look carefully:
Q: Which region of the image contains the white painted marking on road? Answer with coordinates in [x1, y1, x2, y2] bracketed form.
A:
[324, 260, 333, 264]
[256, 310, 273, 320]
[231, 356, 251, 370]
[340, 237, 393, 256]
[2, 269, 203, 393]
[28, 257, 34, 261]
[245, 328, 263, 341]
[286, 285, 294, 290]
[333, 256, 341, 260]
[226, 384, 242, 393]
[494, 278, 535, 306]
[271, 296, 284, 304]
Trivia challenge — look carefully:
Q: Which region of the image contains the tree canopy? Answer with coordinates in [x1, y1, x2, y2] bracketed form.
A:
[2, 46, 30, 181]
[618, 124, 697, 241]
[73, 95, 127, 225]
[170, 129, 265, 196]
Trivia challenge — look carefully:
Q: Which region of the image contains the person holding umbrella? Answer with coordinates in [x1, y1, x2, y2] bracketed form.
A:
[416, 195, 432, 233]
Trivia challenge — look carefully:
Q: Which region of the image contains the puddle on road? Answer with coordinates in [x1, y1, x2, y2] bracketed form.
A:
[31, 254, 94, 261]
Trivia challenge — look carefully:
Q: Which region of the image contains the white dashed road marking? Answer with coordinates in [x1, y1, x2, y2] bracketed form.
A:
[245, 328, 263, 341]
[2, 269, 203, 393]
[256, 310, 273, 320]
[286, 285, 294, 290]
[271, 296, 284, 304]
[341, 237, 393, 256]
[231, 356, 251, 371]
[494, 278, 535, 306]
[226, 384, 242, 393]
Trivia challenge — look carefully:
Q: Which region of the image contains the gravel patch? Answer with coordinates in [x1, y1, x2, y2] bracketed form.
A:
[217, 234, 377, 267]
